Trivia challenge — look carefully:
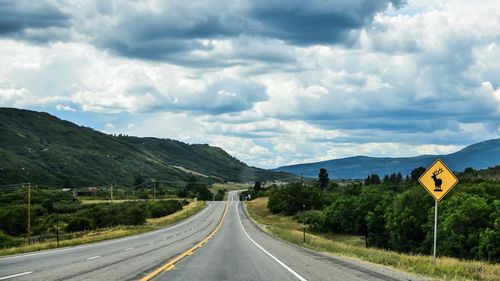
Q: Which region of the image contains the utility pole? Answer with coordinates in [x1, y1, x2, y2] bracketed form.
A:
[27, 182, 31, 245]
[56, 213, 60, 248]
[302, 204, 306, 243]
[152, 179, 156, 201]
[110, 184, 114, 203]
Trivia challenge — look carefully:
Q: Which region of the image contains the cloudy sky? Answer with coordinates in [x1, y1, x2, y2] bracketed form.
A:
[1, 0, 499, 168]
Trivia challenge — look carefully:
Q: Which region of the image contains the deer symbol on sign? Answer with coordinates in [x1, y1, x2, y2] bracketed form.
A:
[431, 168, 444, 192]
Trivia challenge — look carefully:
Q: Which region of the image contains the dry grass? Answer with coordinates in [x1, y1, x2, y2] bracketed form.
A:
[79, 197, 179, 205]
[210, 182, 251, 193]
[246, 197, 500, 281]
[0, 201, 205, 257]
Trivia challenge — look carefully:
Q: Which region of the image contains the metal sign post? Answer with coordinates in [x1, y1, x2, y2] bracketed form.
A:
[433, 200, 437, 266]
[418, 159, 458, 267]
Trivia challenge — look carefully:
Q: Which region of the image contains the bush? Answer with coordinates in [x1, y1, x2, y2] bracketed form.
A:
[0, 205, 27, 236]
[85, 202, 148, 229]
[0, 231, 22, 248]
[267, 183, 324, 215]
[148, 200, 183, 218]
[214, 189, 226, 201]
[0, 205, 45, 236]
[66, 217, 92, 232]
[295, 210, 326, 232]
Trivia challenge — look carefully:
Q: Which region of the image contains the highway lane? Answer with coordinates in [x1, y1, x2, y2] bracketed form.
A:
[155, 191, 297, 281]
[0, 201, 226, 281]
[154, 191, 425, 281]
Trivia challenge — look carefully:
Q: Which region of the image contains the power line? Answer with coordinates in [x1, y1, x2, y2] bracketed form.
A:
[0, 190, 28, 197]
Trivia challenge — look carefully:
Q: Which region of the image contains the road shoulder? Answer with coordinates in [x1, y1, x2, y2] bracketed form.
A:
[242, 201, 429, 281]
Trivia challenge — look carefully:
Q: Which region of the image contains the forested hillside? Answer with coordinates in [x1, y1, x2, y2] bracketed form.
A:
[0, 108, 288, 186]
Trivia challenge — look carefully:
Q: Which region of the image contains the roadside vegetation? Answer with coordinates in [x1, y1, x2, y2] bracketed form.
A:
[0, 200, 205, 256]
[247, 197, 499, 281]
[0, 176, 218, 255]
[244, 166, 500, 280]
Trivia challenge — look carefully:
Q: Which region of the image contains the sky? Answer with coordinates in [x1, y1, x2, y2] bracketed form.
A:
[0, 0, 499, 169]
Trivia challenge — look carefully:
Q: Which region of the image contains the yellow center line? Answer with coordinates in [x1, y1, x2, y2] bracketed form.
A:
[140, 202, 230, 281]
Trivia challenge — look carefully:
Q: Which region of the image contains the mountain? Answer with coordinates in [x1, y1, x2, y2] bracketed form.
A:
[0, 108, 289, 186]
[275, 139, 500, 179]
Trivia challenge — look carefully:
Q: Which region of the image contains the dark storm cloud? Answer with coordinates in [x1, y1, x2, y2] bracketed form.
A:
[0, 0, 404, 63]
[0, 0, 70, 39]
[244, 0, 404, 45]
[90, 0, 403, 62]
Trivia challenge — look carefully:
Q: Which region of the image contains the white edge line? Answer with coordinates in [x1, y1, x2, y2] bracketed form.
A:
[125, 247, 134, 251]
[0, 202, 213, 262]
[0, 271, 33, 280]
[236, 201, 308, 281]
[85, 255, 101, 260]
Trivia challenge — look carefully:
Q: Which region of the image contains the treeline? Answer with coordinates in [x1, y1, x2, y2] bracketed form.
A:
[0, 175, 224, 248]
[257, 166, 499, 262]
[83, 176, 220, 201]
[0, 188, 188, 248]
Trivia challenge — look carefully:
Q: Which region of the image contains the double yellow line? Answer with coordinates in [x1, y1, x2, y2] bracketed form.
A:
[140, 202, 230, 281]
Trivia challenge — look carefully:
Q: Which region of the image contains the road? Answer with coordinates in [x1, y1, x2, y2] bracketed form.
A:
[0, 202, 225, 281]
[153, 191, 424, 281]
[0, 191, 424, 281]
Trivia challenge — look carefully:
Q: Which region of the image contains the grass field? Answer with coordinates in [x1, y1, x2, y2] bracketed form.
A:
[0, 201, 205, 257]
[209, 182, 250, 200]
[246, 197, 500, 281]
[210, 182, 250, 193]
[79, 197, 181, 205]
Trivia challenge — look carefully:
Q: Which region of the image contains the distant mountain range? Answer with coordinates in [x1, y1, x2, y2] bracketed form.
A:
[275, 139, 500, 179]
[0, 108, 289, 186]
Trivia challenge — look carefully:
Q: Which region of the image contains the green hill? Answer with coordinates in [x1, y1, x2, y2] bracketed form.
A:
[0, 108, 288, 186]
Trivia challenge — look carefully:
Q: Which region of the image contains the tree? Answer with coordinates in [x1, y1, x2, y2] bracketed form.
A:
[318, 168, 330, 189]
[0, 231, 21, 248]
[42, 200, 54, 214]
[268, 183, 323, 215]
[410, 167, 426, 182]
[214, 189, 226, 201]
[365, 174, 380, 185]
[428, 193, 493, 259]
[324, 196, 356, 233]
[365, 175, 371, 185]
[133, 174, 144, 186]
[389, 173, 397, 184]
[185, 176, 213, 200]
[385, 187, 432, 253]
[253, 181, 262, 195]
[464, 167, 475, 174]
[62, 178, 73, 189]
[396, 172, 403, 183]
[383, 175, 390, 183]
[66, 217, 91, 232]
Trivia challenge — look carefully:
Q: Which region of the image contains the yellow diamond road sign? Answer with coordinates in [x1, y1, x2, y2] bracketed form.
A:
[419, 159, 459, 202]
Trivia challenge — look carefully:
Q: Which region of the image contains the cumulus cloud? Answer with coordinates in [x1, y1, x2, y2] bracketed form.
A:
[0, 40, 268, 115]
[242, 0, 404, 45]
[0, 0, 403, 64]
[0, 0, 70, 41]
[0, 0, 499, 168]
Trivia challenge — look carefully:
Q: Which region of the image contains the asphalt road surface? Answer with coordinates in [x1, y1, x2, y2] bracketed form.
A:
[0, 191, 424, 281]
[154, 191, 424, 281]
[0, 201, 225, 281]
